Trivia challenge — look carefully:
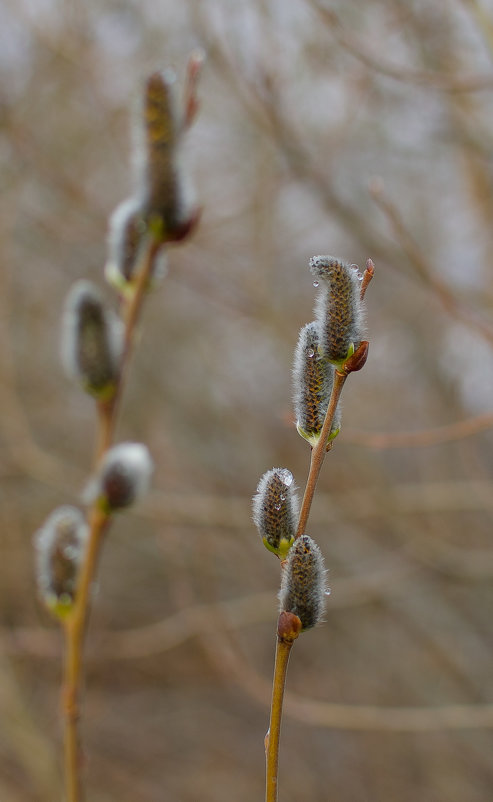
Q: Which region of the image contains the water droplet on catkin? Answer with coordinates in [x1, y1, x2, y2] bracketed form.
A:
[278, 469, 294, 487]
[313, 280, 319, 288]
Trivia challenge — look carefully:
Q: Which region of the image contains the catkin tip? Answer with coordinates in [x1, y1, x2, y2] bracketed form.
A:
[309, 255, 365, 365]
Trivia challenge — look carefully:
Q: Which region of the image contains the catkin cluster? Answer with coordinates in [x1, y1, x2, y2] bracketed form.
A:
[294, 255, 365, 446]
[34, 64, 200, 617]
[106, 69, 199, 292]
[252, 254, 368, 632]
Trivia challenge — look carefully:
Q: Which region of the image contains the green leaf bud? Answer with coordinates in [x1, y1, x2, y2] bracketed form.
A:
[252, 468, 299, 558]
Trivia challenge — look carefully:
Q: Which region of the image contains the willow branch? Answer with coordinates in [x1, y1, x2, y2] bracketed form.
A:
[296, 370, 347, 538]
[61, 235, 161, 802]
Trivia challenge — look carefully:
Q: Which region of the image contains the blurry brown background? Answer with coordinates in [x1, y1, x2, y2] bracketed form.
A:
[2, 1, 493, 800]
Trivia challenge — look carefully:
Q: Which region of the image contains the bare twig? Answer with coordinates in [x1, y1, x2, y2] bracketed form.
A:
[61, 236, 161, 802]
[345, 410, 493, 448]
[311, 3, 493, 93]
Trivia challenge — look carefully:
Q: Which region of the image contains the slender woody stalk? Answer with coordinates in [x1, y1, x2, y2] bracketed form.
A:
[96, 237, 162, 459]
[265, 638, 294, 802]
[296, 370, 347, 538]
[264, 260, 373, 802]
[62, 236, 161, 802]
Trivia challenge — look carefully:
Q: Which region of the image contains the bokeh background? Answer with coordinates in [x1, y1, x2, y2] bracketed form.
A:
[2, 1, 493, 800]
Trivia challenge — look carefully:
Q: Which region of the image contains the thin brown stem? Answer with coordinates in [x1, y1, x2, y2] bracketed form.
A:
[296, 370, 347, 538]
[96, 237, 162, 459]
[265, 636, 294, 802]
[61, 235, 162, 801]
[62, 506, 110, 802]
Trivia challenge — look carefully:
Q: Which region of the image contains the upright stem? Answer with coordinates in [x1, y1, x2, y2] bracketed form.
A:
[296, 370, 347, 537]
[265, 637, 294, 802]
[62, 507, 110, 802]
[96, 237, 162, 459]
[61, 236, 161, 802]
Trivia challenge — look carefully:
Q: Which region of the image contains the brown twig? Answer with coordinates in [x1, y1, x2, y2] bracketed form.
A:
[265, 637, 294, 802]
[96, 237, 162, 459]
[61, 236, 161, 802]
[62, 506, 110, 802]
[311, 3, 493, 94]
[345, 410, 493, 448]
[370, 180, 493, 347]
[296, 370, 347, 537]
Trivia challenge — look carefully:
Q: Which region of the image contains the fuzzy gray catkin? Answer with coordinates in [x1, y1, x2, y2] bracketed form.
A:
[138, 70, 195, 239]
[34, 506, 88, 618]
[105, 70, 195, 290]
[61, 281, 122, 398]
[252, 468, 299, 558]
[293, 321, 341, 446]
[105, 196, 168, 290]
[309, 256, 364, 364]
[84, 442, 153, 512]
[279, 535, 326, 630]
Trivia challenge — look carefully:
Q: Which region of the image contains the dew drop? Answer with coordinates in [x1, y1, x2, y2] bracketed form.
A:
[357, 272, 364, 281]
[312, 280, 319, 288]
[325, 587, 331, 597]
[306, 347, 315, 359]
[274, 503, 282, 511]
[279, 469, 294, 487]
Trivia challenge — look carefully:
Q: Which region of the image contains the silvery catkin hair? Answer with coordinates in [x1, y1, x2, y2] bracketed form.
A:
[309, 256, 364, 364]
[34, 506, 88, 615]
[279, 535, 326, 630]
[252, 468, 299, 558]
[61, 280, 122, 398]
[293, 321, 341, 446]
[85, 442, 154, 512]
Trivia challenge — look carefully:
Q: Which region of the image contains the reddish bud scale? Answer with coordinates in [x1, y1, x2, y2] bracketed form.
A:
[309, 256, 364, 364]
[277, 611, 302, 643]
[341, 340, 369, 375]
[279, 535, 327, 630]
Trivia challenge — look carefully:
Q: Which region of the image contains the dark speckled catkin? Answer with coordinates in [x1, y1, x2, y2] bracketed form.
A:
[309, 256, 364, 364]
[279, 535, 326, 630]
[293, 321, 341, 444]
[252, 468, 299, 558]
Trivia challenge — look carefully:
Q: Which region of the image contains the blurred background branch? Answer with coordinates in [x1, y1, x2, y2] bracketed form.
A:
[2, 0, 493, 800]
